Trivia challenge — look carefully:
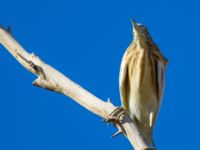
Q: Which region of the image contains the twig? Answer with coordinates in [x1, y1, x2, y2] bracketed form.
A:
[0, 27, 153, 150]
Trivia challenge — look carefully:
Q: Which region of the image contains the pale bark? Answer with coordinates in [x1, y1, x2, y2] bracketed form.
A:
[0, 27, 154, 150]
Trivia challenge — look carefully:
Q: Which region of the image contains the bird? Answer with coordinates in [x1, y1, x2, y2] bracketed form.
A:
[119, 19, 168, 146]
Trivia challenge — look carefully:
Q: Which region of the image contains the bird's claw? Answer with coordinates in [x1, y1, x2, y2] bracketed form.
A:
[106, 107, 127, 137]
[102, 107, 127, 138]
[104, 107, 125, 124]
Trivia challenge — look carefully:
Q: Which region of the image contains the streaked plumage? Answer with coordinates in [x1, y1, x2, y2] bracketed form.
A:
[119, 19, 168, 145]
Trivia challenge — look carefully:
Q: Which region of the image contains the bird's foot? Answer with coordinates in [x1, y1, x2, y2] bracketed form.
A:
[102, 107, 125, 124]
[103, 107, 126, 138]
[104, 106, 125, 124]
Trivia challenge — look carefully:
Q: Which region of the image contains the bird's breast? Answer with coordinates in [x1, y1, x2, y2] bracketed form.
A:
[127, 48, 157, 125]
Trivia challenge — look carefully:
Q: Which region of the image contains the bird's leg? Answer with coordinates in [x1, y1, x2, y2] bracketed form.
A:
[104, 106, 125, 124]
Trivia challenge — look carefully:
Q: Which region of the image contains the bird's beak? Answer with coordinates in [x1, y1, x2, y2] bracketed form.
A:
[131, 18, 143, 44]
[131, 18, 139, 34]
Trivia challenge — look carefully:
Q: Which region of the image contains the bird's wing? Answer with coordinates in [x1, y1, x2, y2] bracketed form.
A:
[119, 53, 130, 110]
[152, 56, 168, 127]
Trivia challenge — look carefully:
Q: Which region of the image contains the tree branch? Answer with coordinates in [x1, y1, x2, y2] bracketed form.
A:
[0, 27, 153, 150]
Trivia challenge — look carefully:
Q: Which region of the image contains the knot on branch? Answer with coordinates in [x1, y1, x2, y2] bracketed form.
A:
[17, 52, 46, 79]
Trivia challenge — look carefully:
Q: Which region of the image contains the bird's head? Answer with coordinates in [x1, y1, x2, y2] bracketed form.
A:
[131, 19, 152, 47]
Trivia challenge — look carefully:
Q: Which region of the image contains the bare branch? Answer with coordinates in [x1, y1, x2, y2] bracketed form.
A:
[0, 27, 153, 150]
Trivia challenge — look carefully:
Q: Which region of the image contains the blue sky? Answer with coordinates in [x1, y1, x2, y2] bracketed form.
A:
[0, 0, 199, 149]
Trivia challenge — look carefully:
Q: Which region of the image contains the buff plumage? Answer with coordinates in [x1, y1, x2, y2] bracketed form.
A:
[119, 19, 168, 145]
